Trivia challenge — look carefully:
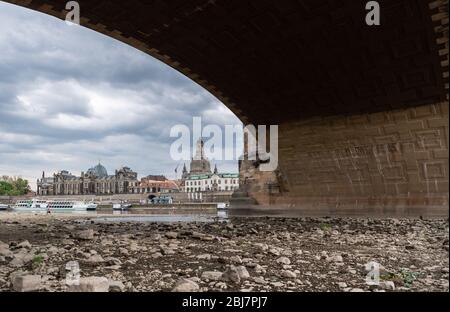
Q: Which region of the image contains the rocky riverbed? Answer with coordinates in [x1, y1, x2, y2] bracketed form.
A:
[0, 213, 448, 292]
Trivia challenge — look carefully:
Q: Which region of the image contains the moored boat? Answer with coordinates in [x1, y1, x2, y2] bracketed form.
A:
[11, 199, 97, 213]
[217, 203, 229, 210]
[11, 199, 48, 213]
[47, 200, 98, 212]
[113, 203, 132, 211]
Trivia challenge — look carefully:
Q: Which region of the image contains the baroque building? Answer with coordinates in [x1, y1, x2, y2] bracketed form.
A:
[182, 139, 239, 193]
[132, 178, 180, 194]
[37, 163, 139, 196]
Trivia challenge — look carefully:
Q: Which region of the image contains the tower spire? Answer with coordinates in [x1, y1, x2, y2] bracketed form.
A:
[194, 138, 207, 160]
[189, 138, 212, 174]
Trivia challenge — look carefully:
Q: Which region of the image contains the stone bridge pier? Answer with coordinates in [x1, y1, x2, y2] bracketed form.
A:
[4, 0, 449, 217]
[235, 102, 449, 217]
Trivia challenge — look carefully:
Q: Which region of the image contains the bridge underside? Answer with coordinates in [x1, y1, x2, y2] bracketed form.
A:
[5, 0, 449, 217]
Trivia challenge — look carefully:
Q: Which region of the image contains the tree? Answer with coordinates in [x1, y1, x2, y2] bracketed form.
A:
[0, 181, 13, 195]
[0, 176, 30, 196]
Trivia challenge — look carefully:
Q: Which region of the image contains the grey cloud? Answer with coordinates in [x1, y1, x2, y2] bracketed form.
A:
[0, 2, 241, 189]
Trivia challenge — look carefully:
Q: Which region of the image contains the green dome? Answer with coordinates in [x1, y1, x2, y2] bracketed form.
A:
[87, 162, 108, 178]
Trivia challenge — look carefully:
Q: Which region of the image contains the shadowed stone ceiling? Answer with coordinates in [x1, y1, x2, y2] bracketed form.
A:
[4, 0, 448, 124]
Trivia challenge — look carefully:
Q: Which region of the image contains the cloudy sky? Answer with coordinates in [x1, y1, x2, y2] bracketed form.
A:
[0, 2, 242, 190]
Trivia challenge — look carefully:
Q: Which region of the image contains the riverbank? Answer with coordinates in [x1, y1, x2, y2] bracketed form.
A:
[97, 203, 217, 214]
[0, 213, 448, 292]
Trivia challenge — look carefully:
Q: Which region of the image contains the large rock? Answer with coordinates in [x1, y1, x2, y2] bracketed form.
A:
[11, 274, 42, 292]
[281, 270, 297, 278]
[221, 265, 249, 284]
[0, 245, 12, 258]
[172, 278, 200, 292]
[201, 271, 223, 281]
[326, 255, 344, 263]
[379, 281, 395, 291]
[235, 266, 250, 280]
[47, 246, 60, 255]
[9, 250, 34, 267]
[109, 280, 126, 292]
[151, 252, 163, 259]
[17, 241, 32, 249]
[276, 257, 291, 265]
[229, 256, 243, 264]
[68, 277, 110, 292]
[75, 229, 95, 240]
[85, 254, 105, 264]
[0, 240, 9, 249]
[165, 232, 178, 239]
[196, 254, 212, 260]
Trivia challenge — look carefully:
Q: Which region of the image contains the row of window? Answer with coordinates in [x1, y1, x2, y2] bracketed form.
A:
[186, 179, 237, 186]
[185, 186, 238, 192]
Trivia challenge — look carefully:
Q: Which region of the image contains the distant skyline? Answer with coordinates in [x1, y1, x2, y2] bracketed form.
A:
[0, 2, 242, 190]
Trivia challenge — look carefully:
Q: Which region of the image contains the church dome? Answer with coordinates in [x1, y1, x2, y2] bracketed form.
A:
[87, 163, 108, 178]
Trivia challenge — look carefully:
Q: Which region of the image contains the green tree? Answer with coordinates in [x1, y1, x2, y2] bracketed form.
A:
[0, 177, 30, 196]
[0, 181, 13, 195]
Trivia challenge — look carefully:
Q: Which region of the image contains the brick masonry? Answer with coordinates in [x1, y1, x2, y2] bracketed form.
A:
[270, 103, 448, 216]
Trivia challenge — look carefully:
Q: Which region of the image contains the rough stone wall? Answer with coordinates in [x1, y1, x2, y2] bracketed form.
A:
[242, 103, 449, 217]
[430, 0, 449, 101]
[236, 0, 449, 217]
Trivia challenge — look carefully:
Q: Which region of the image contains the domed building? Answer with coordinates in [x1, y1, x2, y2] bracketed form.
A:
[189, 139, 212, 175]
[38, 162, 139, 196]
[181, 139, 240, 193]
[86, 163, 108, 178]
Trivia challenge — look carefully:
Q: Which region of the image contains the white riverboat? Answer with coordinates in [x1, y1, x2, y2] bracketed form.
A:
[11, 199, 48, 212]
[47, 200, 98, 212]
[217, 203, 229, 210]
[0, 204, 9, 211]
[113, 203, 132, 211]
[11, 199, 97, 213]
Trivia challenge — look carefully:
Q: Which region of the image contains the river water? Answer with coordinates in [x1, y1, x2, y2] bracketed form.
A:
[0, 209, 229, 223]
[94, 210, 228, 223]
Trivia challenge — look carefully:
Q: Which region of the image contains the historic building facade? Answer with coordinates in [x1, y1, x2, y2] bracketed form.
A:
[37, 163, 139, 196]
[184, 173, 239, 193]
[132, 178, 180, 194]
[182, 139, 239, 193]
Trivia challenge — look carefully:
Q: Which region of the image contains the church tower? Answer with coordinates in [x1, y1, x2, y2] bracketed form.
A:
[182, 163, 188, 180]
[189, 139, 212, 175]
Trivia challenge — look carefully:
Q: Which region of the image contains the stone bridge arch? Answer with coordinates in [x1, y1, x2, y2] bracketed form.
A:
[3, 0, 448, 217]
